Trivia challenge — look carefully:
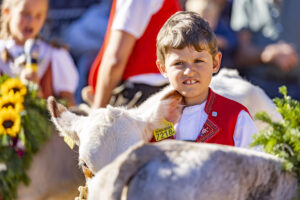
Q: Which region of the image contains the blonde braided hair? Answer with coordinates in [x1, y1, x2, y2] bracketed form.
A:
[0, 0, 23, 62]
[0, 0, 24, 40]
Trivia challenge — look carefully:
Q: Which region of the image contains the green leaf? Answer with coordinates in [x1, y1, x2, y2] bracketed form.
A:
[279, 85, 287, 97]
[1, 135, 10, 147]
[18, 128, 26, 147]
[251, 85, 300, 190]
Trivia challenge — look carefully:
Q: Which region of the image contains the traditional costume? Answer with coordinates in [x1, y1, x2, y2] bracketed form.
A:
[0, 39, 78, 98]
[152, 89, 257, 148]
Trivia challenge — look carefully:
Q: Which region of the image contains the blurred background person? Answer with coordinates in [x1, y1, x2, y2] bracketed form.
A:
[0, 0, 78, 106]
[84, 0, 182, 108]
[63, 1, 111, 104]
[231, 0, 300, 100]
[40, 0, 111, 104]
[41, 0, 104, 41]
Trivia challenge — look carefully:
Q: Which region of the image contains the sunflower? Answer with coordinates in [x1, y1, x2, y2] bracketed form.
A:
[1, 78, 27, 96]
[0, 92, 24, 112]
[0, 108, 21, 137]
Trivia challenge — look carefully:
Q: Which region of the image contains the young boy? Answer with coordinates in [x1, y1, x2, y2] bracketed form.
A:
[155, 11, 257, 148]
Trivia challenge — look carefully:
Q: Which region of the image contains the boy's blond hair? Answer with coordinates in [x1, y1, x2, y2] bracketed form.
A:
[156, 11, 218, 64]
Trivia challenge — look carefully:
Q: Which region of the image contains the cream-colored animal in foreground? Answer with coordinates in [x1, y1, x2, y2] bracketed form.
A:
[48, 80, 297, 200]
[88, 141, 298, 200]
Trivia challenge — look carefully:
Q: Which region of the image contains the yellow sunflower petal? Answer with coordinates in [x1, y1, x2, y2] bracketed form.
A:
[0, 107, 21, 137]
[0, 92, 24, 112]
[1, 78, 27, 96]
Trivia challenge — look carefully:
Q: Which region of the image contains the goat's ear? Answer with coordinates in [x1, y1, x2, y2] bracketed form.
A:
[47, 96, 81, 145]
[139, 86, 183, 125]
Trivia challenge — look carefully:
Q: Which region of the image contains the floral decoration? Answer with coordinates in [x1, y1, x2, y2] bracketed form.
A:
[0, 75, 52, 200]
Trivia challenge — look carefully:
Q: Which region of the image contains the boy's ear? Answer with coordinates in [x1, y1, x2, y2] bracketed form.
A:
[156, 60, 168, 78]
[213, 52, 222, 74]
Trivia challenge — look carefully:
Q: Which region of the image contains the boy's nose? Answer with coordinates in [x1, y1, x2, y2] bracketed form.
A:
[183, 64, 195, 75]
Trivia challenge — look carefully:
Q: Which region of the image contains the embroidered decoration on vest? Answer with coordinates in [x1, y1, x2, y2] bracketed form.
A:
[195, 119, 220, 143]
[205, 90, 215, 114]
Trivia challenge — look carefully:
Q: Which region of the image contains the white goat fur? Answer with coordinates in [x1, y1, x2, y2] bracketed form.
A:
[49, 86, 182, 174]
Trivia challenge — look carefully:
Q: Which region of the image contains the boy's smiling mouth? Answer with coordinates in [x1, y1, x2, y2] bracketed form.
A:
[183, 79, 199, 85]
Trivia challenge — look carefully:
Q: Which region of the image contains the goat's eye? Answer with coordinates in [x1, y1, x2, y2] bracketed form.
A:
[79, 161, 94, 179]
[82, 162, 88, 168]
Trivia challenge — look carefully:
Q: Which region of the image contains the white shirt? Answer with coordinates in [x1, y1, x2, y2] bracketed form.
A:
[112, 0, 164, 38]
[0, 39, 79, 94]
[175, 101, 258, 148]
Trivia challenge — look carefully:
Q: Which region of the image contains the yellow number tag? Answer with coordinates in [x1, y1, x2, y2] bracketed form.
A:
[64, 135, 74, 149]
[153, 119, 175, 141]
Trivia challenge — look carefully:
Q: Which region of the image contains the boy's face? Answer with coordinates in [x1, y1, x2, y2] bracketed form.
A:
[157, 46, 221, 106]
[4, 0, 47, 45]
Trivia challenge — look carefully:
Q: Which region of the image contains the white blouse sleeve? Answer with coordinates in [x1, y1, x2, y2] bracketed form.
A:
[51, 48, 79, 95]
[233, 110, 258, 148]
[111, 0, 164, 38]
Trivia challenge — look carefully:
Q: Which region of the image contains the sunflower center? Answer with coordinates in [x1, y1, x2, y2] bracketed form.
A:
[12, 88, 20, 93]
[3, 103, 15, 108]
[3, 120, 14, 128]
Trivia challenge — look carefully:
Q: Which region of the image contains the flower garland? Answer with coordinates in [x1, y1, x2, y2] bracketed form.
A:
[0, 75, 52, 200]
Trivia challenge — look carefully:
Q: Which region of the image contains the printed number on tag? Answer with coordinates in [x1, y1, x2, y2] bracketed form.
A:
[153, 120, 175, 141]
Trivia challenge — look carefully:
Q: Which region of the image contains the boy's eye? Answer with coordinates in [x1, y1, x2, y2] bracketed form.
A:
[194, 59, 203, 63]
[174, 61, 184, 66]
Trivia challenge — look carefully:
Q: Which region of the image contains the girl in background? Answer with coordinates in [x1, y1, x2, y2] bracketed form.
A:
[0, 0, 79, 106]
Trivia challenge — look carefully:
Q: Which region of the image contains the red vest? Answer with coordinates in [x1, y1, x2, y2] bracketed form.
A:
[151, 89, 251, 146]
[88, 0, 182, 92]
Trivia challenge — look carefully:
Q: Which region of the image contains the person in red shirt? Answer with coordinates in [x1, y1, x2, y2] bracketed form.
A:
[83, 0, 182, 108]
